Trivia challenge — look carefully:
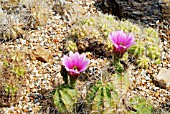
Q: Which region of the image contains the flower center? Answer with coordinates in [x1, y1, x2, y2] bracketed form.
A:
[73, 66, 78, 71]
[120, 42, 123, 45]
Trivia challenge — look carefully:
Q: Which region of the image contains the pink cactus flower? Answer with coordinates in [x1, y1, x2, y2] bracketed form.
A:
[109, 30, 135, 57]
[62, 51, 90, 79]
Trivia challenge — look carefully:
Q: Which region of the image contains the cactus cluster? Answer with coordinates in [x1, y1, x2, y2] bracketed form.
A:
[86, 81, 118, 113]
[70, 14, 141, 39]
[68, 13, 161, 63]
[136, 55, 150, 68]
[53, 85, 78, 113]
[1, 0, 19, 10]
[20, 0, 50, 28]
[128, 27, 161, 68]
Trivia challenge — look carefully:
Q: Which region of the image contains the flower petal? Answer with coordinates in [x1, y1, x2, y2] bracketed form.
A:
[109, 32, 118, 44]
[77, 54, 86, 69]
[79, 59, 90, 72]
[125, 33, 135, 45]
[69, 51, 75, 60]
[62, 55, 73, 69]
[74, 52, 80, 66]
[117, 31, 126, 45]
[109, 30, 136, 57]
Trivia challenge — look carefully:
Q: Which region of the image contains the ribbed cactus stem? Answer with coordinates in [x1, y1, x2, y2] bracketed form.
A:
[87, 82, 118, 113]
[53, 86, 78, 113]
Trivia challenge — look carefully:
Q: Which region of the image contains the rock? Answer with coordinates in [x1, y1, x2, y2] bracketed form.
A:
[153, 68, 170, 89]
[31, 46, 52, 63]
[160, 0, 170, 19]
[132, 11, 143, 16]
[95, 0, 125, 19]
[95, 0, 163, 24]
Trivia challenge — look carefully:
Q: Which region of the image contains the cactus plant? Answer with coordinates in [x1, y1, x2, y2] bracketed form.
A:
[53, 85, 78, 113]
[147, 46, 161, 61]
[143, 28, 158, 38]
[128, 96, 153, 114]
[0, 18, 24, 40]
[86, 81, 118, 113]
[5, 84, 18, 97]
[128, 39, 145, 57]
[1, 0, 19, 10]
[66, 40, 78, 52]
[137, 55, 150, 69]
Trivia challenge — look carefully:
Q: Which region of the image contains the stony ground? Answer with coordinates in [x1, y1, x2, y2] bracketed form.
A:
[0, 0, 170, 114]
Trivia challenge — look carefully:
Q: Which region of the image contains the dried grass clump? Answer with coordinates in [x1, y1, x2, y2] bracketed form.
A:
[19, 0, 51, 28]
[0, 46, 27, 107]
[0, 11, 24, 41]
[52, 1, 92, 22]
[0, 0, 51, 40]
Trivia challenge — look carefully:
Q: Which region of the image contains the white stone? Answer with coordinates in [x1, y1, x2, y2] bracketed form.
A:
[154, 68, 170, 89]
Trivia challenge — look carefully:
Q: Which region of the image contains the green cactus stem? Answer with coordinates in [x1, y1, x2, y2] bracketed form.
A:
[60, 65, 77, 89]
[86, 81, 118, 114]
[53, 85, 78, 113]
[128, 96, 153, 114]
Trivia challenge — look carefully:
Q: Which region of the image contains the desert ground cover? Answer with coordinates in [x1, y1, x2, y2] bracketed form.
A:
[0, 0, 170, 113]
